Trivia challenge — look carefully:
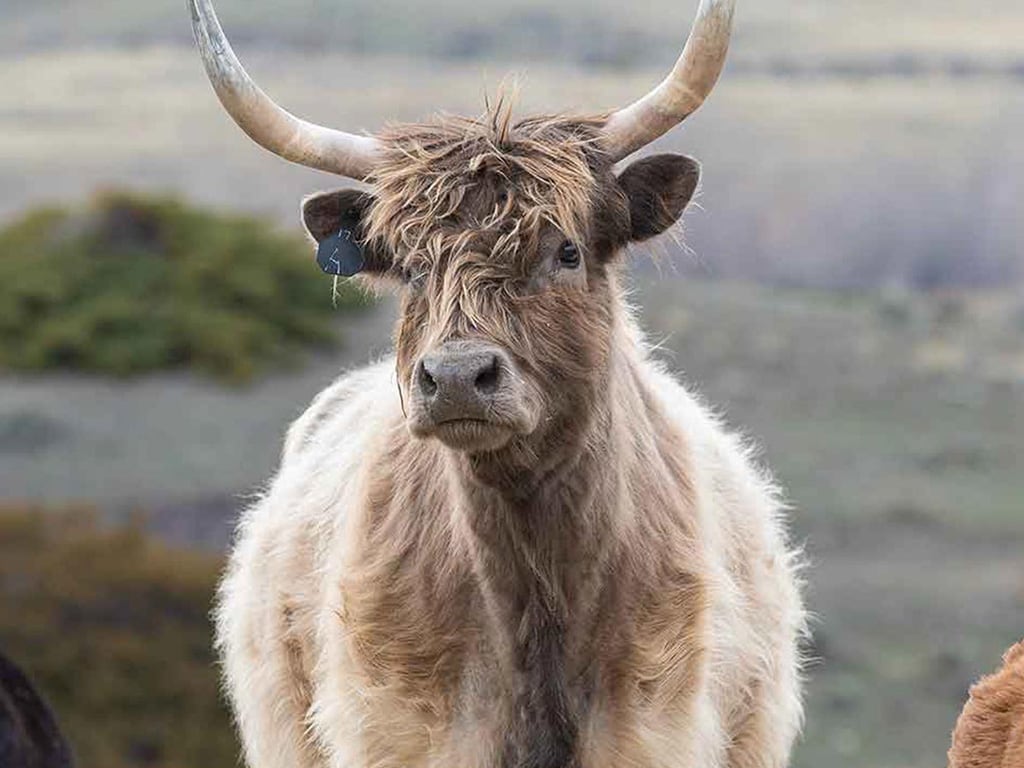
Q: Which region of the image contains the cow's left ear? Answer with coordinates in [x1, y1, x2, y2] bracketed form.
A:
[301, 188, 392, 276]
[616, 154, 700, 243]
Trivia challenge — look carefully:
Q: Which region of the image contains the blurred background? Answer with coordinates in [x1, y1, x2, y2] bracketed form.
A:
[0, 1, 1022, 766]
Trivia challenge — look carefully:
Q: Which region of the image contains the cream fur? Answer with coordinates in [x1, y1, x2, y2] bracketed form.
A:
[216, 304, 805, 768]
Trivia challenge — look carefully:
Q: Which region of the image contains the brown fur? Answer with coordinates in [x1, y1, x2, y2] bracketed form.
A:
[949, 641, 1024, 768]
[218, 101, 805, 768]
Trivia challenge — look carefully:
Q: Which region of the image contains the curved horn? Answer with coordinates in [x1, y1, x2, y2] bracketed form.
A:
[188, 0, 381, 179]
[603, 0, 736, 161]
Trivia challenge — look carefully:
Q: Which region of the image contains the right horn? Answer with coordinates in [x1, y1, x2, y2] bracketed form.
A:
[602, 0, 736, 162]
[188, 0, 382, 180]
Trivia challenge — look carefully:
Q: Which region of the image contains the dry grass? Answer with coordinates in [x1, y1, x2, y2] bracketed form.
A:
[0, 505, 236, 768]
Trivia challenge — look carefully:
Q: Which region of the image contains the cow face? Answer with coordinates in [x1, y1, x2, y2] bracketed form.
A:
[192, 0, 732, 463]
[302, 116, 699, 457]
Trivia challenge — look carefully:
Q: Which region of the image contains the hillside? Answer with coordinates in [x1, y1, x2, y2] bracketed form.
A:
[5, 0, 1024, 69]
[1, 47, 1021, 289]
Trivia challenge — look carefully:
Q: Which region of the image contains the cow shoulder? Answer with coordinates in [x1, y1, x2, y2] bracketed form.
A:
[640, 353, 806, 732]
[228, 355, 402, 620]
[282, 357, 401, 462]
[217, 359, 404, 767]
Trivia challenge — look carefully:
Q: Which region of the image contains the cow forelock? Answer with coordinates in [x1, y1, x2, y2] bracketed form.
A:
[367, 112, 607, 268]
[367, 110, 629, 456]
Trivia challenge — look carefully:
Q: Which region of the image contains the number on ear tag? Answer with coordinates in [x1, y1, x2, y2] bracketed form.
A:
[317, 226, 365, 277]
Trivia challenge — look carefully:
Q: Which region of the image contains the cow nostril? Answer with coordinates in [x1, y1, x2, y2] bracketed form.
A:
[417, 361, 438, 397]
[474, 356, 501, 395]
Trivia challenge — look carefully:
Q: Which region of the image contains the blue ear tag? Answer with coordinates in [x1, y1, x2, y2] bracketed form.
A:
[316, 216, 364, 277]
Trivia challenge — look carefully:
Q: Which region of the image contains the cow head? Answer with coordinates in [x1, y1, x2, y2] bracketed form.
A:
[189, 0, 733, 458]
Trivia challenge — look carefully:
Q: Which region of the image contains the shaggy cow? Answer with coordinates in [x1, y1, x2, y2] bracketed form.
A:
[188, 0, 806, 766]
[949, 640, 1024, 768]
[0, 652, 73, 768]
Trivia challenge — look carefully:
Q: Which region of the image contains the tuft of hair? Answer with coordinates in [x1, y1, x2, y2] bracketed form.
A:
[368, 93, 608, 276]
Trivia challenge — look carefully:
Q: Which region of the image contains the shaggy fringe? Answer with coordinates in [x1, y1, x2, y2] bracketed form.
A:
[366, 97, 607, 276]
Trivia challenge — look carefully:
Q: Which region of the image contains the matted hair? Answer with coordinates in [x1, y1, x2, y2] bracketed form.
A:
[367, 98, 608, 276]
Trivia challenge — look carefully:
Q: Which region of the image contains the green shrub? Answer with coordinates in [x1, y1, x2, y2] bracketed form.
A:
[0, 191, 370, 382]
[0, 505, 237, 768]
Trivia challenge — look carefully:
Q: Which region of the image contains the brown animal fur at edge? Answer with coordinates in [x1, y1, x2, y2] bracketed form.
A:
[949, 640, 1024, 768]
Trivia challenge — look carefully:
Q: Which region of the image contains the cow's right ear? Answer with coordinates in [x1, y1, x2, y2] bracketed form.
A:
[301, 189, 392, 276]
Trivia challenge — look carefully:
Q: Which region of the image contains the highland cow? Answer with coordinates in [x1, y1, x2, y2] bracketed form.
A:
[188, 0, 806, 765]
[949, 640, 1024, 768]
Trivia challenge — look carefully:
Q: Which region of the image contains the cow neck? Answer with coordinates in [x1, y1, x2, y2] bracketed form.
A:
[449, 395, 621, 600]
[444, 318, 646, 668]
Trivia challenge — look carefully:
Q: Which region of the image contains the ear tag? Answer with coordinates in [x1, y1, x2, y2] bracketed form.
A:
[316, 212, 364, 277]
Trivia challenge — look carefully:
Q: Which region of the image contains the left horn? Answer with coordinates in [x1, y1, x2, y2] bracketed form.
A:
[602, 0, 736, 162]
[188, 0, 382, 179]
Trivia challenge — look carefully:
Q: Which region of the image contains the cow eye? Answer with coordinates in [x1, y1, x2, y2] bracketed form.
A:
[558, 241, 581, 269]
[402, 267, 427, 291]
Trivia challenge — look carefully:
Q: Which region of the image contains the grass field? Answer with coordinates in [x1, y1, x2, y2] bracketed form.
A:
[0, 507, 235, 768]
[2, 277, 1022, 768]
[1, 8, 1022, 765]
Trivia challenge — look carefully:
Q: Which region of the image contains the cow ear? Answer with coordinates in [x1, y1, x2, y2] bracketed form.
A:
[616, 154, 700, 243]
[301, 189, 391, 275]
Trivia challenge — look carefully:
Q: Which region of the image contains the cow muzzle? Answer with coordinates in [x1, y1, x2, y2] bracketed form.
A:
[408, 340, 538, 452]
